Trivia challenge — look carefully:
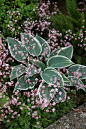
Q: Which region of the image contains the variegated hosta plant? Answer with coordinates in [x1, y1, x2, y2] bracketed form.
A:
[7, 33, 86, 109]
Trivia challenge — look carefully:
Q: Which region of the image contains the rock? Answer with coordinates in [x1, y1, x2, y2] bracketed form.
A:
[45, 104, 86, 129]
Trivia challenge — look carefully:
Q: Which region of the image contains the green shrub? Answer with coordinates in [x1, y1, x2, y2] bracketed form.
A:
[0, 0, 39, 41]
[50, 0, 86, 65]
[50, 0, 85, 35]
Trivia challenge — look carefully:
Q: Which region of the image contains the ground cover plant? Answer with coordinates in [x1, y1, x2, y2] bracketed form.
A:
[0, 0, 86, 129]
[0, 0, 39, 40]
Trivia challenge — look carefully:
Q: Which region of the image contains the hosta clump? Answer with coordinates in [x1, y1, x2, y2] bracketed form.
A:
[7, 33, 86, 108]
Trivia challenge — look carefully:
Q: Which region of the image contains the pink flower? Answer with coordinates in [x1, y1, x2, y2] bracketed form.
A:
[52, 102, 56, 106]
[59, 91, 62, 95]
[27, 99, 30, 102]
[37, 122, 39, 125]
[20, 107, 23, 110]
[18, 114, 20, 117]
[68, 96, 70, 100]
[28, 112, 30, 115]
[7, 120, 10, 122]
[35, 117, 38, 119]
[52, 108, 55, 112]
[45, 109, 49, 112]
[11, 116, 14, 118]
[17, 102, 21, 106]
[59, 97, 62, 101]
[11, 98, 17, 105]
[0, 60, 2, 66]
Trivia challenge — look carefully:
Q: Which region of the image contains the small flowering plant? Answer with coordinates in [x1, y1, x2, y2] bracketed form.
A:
[7, 33, 86, 108]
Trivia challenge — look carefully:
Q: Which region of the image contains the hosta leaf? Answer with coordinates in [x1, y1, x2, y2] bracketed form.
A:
[27, 76, 38, 89]
[7, 37, 28, 62]
[65, 76, 85, 91]
[21, 33, 30, 49]
[14, 75, 37, 91]
[37, 82, 56, 108]
[61, 73, 71, 82]
[38, 82, 55, 101]
[48, 55, 74, 68]
[28, 35, 42, 57]
[26, 65, 39, 77]
[53, 88, 66, 103]
[14, 76, 29, 91]
[67, 64, 86, 80]
[30, 59, 46, 71]
[58, 46, 73, 59]
[35, 34, 50, 59]
[10, 64, 26, 81]
[41, 67, 64, 87]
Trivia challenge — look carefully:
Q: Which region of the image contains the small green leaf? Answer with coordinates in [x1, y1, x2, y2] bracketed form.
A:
[14, 76, 29, 91]
[27, 76, 37, 89]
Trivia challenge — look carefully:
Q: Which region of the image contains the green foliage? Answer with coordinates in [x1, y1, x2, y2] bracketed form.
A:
[66, 0, 77, 18]
[38, 82, 56, 106]
[0, 92, 10, 109]
[65, 76, 86, 91]
[25, 35, 42, 57]
[1, 1, 86, 129]
[3, 105, 31, 129]
[50, 0, 85, 34]
[50, 10, 72, 35]
[50, 0, 86, 67]
[0, 0, 38, 40]
[48, 55, 74, 68]
[61, 73, 71, 82]
[67, 64, 86, 80]
[2, 95, 76, 129]
[41, 67, 64, 86]
[58, 46, 73, 59]
[7, 37, 28, 63]
[10, 64, 26, 81]
[35, 33, 51, 60]
[30, 59, 46, 71]
[53, 88, 66, 103]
